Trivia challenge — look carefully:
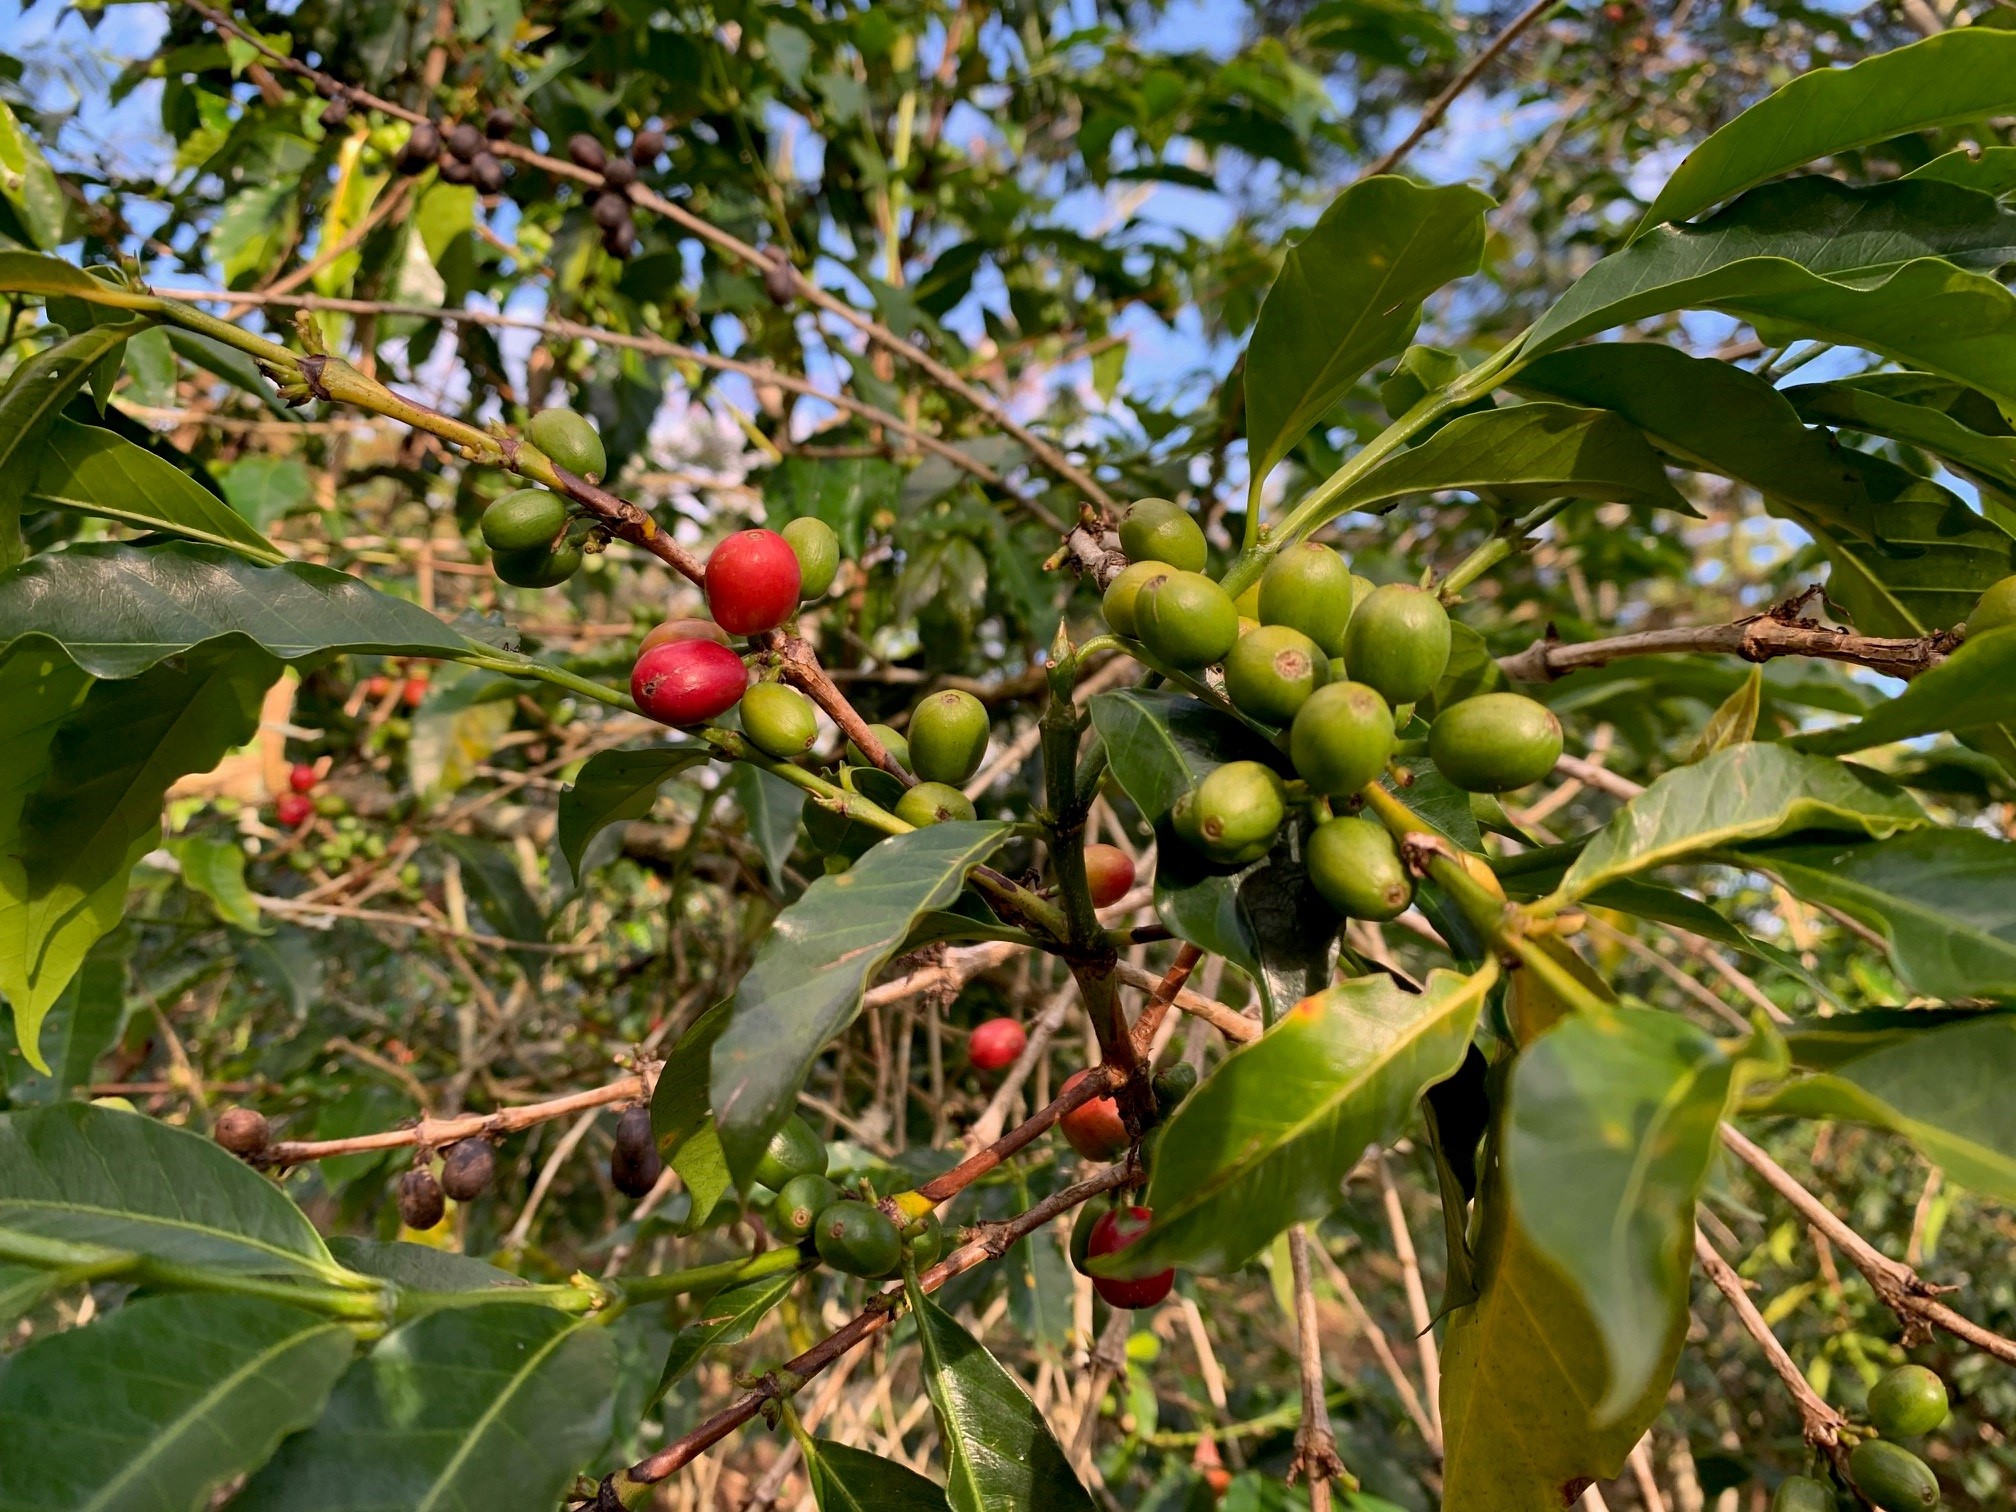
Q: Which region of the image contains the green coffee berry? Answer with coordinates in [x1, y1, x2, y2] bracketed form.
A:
[1118, 497, 1208, 572]
[481, 488, 568, 552]
[1289, 681, 1396, 797]
[1135, 570, 1239, 668]
[1224, 623, 1326, 723]
[1344, 584, 1451, 706]
[896, 781, 977, 827]
[752, 1114, 828, 1191]
[1102, 560, 1174, 639]
[1427, 693, 1564, 793]
[782, 516, 841, 599]
[527, 407, 607, 482]
[1307, 815, 1412, 921]
[741, 681, 819, 760]
[909, 690, 990, 784]
[1258, 541, 1354, 656]
[815, 1200, 904, 1277]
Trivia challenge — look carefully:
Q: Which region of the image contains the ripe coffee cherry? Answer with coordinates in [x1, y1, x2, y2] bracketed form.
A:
[364, 674, 393, 699]
[630, 123, 666, 163]
[1087, 1206, 1175, 1309]
[1118, 498, 1208, 572]
[903, 1210, 944, 1268]
[896, 781, 977, 827]
[439, 1139, 495, 1201]
[484, 107, 517, 140]
[1259, 541, 1355, 656]
[638, 617, 733, 654]
[446, 122, 484, 161]
[968, 1017, 1027, 1072]
[472, 154, 505, 196]
[1308, 815, 1412, 921]
[276, 793, 314, 828]
[527, 408, 607, 483]
[1344, 584, 1451, 706]
[815, 1200, 903, 1277]
[1224, 623, 1326, 723]
[1101, 561, 1173, 639]
[781, 516, 841, 599]
[567, 133, 607, 171]
[481, 488, 568, 552]
[772, 1173, 841, 1239]
[1137, 571, 1239, 668]
[288, 762, 319, 794]
[1290, 681, 1396, 797]
[1869, 1363, 1949, 1437]
[402, 676, 430, 707]
[492, 541, 583, 588]
[909, 690, 990, 784]
[1428, 693, 1563, 793]
[1059, 1069, 1129, 1161]
[632, 639, 748, 726]
[1847, 1440, 1939, 1512]
[397, 1167, 446, 1230]
[753, 1113, 828, 1190]
[611, 1105, 663, 1197]
[1083, 843, 1136, 908]
[214, 1107, 271, 1156]
[741, 681, 819, 760]
[847, 723, 910, 770]
[1771, 1476, 1838, 1512]
[706, 529, 802, 634]
[1970, 573, 2016, 633]
[1177, 761, 1285, 865]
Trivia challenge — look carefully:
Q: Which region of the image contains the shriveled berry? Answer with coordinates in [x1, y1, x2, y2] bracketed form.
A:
[1102, 561, 1173, 639]
[1289, 681, 1395, 798]
[630, 124, 666, 163]
[446, 122, 484, 161]
[741, 681, 819, 760]
[1224, 623, 1326, 723]
[1772, 1476, 1838, 1512]
[472, 154, 505, 196]
[772, 1173, 840, 1239]
[214, 1107, 271, 1156]
[440, 1139, 495, 1201]
[288, 762, 319, 794]
[781, 516, 841, 598]
[481, 488, 568, 552]
[492, 541, 583, 588]
[753, 1114, 828, 1191]
[895, 781, 976, 827]
[276, 793, 314, 828]
[638, 617, 733, 654]
[591, 192, 630, 230]
[706, 529, 802, 634]
[611, 1105, 663, 1197]
[567, 133, 607, 171]
[1869, 1364, 1949, 1438]
[399, 120, 441, 171]
[484, 107, 517, 139]
[632, 639, 749, 726]
[763, 255, 797, 305]
[1083, 843, 1136, 908]
[1179, 761, 1285, 865]
[815, 1200, 903, 1277]
[1427, 693, 1563, 793]
[1344, 584, 1451, 706]
[1970, 573, 2016, 634]
[969, 1017, 1027, 1072]
[1119, 498, 1208, 572]
[908, 690, 990, 784]
[398, 1167, 446, 1230]
[602, 216, 637, 259]
[847, 723, 910, 770]
[1308, 815, 1412, 921]
[527, 407, 607, 482]
[1847, 1440, 1939, 1512]
[1059, 1069, 1129, 1162]
[1087, 1206, 1176, 1309]
[1135, 571, 1238, 668]
[1259, 541, 1355, 656]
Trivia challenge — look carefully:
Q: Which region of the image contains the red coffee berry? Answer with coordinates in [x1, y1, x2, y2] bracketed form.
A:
[705, 529, 802, 634]
[1087, 1205, 1175, 1309]
[637, 617, 734, 654]
[631, 639, 749, 726]
[1058, 1069, 1129, 1162]
[969, 1017, 1027, 1073]
[276, 793, 314, 828]
[1083, 844, 1136, 909]
[365, 675, 393, 699]
[288, 762, 319, 794]
[401, 676, 429, 707]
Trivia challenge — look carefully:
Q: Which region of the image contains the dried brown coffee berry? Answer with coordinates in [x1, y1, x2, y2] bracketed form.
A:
[438, 157, 474, 186]
[591, 192, 629, 230]
[397, 1167, 446, 1229]
[603, 157, 636, 189]
[319, 98, 351, 129]
[630, 124, 665, 163]
[484, 107, 517, 140]
[610, 1105, 662, 1196]
[215, 1106, 271, 1156]
[567, 133, 607, 171]
[763, 255, 796, 305]
[472, 154, 505, 196]
[439, 1139, 496, 1201]
[447, 122, 484, 161]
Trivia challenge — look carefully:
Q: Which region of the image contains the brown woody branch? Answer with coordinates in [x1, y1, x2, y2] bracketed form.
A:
[1693, 1226, 1848, 1457]
[1498, 618, 1958, 684]
[256, 1072, 651, 1165]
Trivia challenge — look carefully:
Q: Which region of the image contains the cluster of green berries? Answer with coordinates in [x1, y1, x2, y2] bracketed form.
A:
[1104, 498, 1562, 918]
[1772, 1363, 1950, 1511]
[758, 1116, 943, 1275]
[478, 408, 613, 586]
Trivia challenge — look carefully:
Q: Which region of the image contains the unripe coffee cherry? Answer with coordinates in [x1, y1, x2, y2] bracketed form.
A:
[484, 107, 517, 140]
[1178, 761, 1285, 865]
[472, 154, 505, 196]
[1118, 498, 1208, 572]
[1258, 541, 1355, 656]
[1771, 1476, 1838, 1512]
[276, 793, 314, 828]
[1087, 1206, 1175, 1309]
[1969, 573, 2016, 633]
[1289, 681, 1396, 797]
[492, 541, 583, 588]
[969, 1017, 1027, 1072]
[567, 133, 607, 171]
[741, 681, 819, 760]
[1344, 584, 1451, 706]
[847, 723, 910, 770]
[481, 488, 569, 552]
[781, 516, 841, 598]
[903, 1210, 944, 1268]
[439, 1139, 495, 1201]
[632, 639, 749, 726]
[1224, 623, 1326, 723]
[705, 529, 802, 634]
[1308, 815, 1412, 921]
[1083, 843, 1135, 908]
[1135, 571, 1238, 668]
[909, 689, 990, 785]
[630, 123, 666, 163]
[753, 1114, 828, 1190]
[771, 1173, 840, 1239]
[397, 1167, 446, 1230]
[1150, 1062, 1197, 1119]
[611, 1105, 663, 1197]
[895, 781, 977, 827]
[815, 1200, 903, 1277]
[1868, 1363, 1949, 1438]
[1427, 693, 1563, 793]
[446, 122, 484, 161]
[288, 762, 319, 794]
[527, 407, 607, 483]
[1101, 561, 1173, 639]
[214, 1106, 271, 1156]
[1059, 1069, 1129, 1161]
[638, 617, 733, 654]
[1847, 1440, 1939, 1512]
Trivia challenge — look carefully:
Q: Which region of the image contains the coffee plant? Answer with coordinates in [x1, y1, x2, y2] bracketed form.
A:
[0, 1, 2013, 1508]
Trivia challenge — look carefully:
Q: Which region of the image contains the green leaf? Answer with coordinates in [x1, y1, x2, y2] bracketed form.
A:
[0, 543, 478, 679]
[437, 833, 546, 979]
[712, 821, 1012, 1186]
[557, 746, 711, 879]
[1788, 625, 2016, 756]
[216, 454, 313, 529]
[649, 1000, 737, 1231]
[1105, 965, 1497, 1277]
[1785, 379, 2016, 500]
[1637, 30, 2016, 233]
[1244, 177, 1493, 505]
[1088, 688, 1281, 830]
[0, 252, 121, 301]
[325, 1237, 527, 1293]
[734, 761, 805, 893]
[0, 106, 68, 251]
[1685, 666, 1761, 762]
[24, 421, 286, 563]
[0, 1292, 353, 1512]
[656, 1267, 801, 1398]
[0, 1104, 335, 1275]
[1735, 829, 2016, 1002]
[234, 1305, 617, 1512]
[0, 925, 128, 1105]
[803, 1438, 949, 1512]
[1506, 1009, 1746, 1419]
[168, 833, 267, 934]
[1548, 744, 1927, 906]
[1905, 145, 2016, 200]
[904, 1269, 1096, 1512]
[1152, 834, 1339, 1025]
[1754, 1013, 2016, 1202]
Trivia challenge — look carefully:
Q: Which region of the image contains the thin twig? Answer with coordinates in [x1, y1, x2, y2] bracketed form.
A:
[1308, 1240, 1440, 1453]
[1693, 1226, 1847, 1455]
[1499, 618, 1956, 684]
[1361, 0, 1560, 179]
[1286, 1225, 1351, 1505]
[257, 1073, 649, 1164]
[1376, 1152, 1443, 1443]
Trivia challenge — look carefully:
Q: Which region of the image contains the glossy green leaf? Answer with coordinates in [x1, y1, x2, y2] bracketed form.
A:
[657, 1267, 801, 1397]
[904, 1269, 1095, 1512]
[1, 926, 128, 1104]
[1548, 744, 1927, 906]
[1735, 829, 2016, 1002]
[712, 821, 1012, 1186]
[0, 1104, 335, 1275]
[234, 1305, 617, 1512]
[168, 833, 267, 934]
[1905, 145, 2016, 200]
[557, 746, 711, 878]
[1105, 964, 1497, 1277]
[803, 1437, 950, 1512]
[1685, 666, 1761, 761]
[734, 761, 805, 893]
[1637, 30, 2016, 233]
[1788, 625, 2016, 755]
[650, 999, 735, 1231]
[1244, 176, 1493, 505]
[0, 251, 111, 301]
[1088, 688, 1281, 830]
[0, 1292, 352, 1512]
[1785, 379, 2016, 500]
[325, 1237, 528, 1293]
[1507, 1008, 1745, 1418]
[29, 420, 286, 563]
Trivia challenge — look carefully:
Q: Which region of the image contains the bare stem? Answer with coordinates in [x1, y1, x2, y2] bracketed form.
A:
[1286, 1225, 1354, 1503]
[1498, 617, 1957, 684]
[1693, 1226, 1847, 1456]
